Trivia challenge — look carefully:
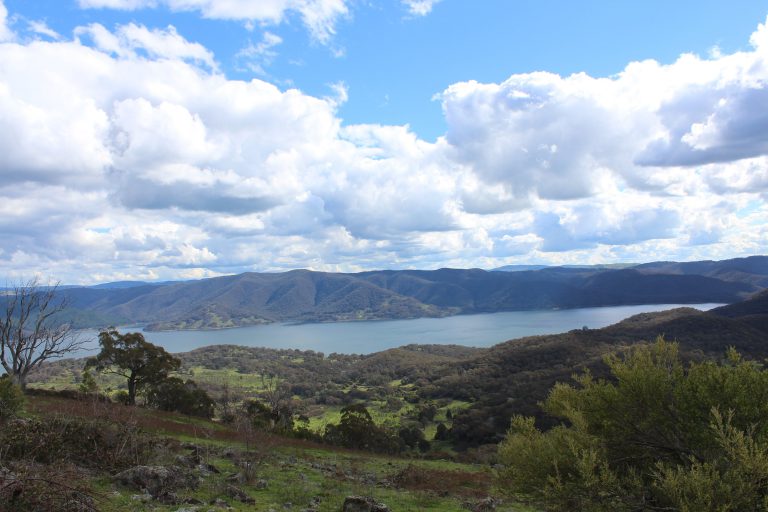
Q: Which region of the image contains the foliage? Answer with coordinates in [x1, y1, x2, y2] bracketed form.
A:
[0, 374, 25, 419]
[0, 416, 156, 470]
[145, 377, 215, 418]
[0, 278, 86, 390]
[78, 368, 99, 395]
[86, 329, 180, 405]
[496, 337, 768, 511]
[324, 404, 400, 453]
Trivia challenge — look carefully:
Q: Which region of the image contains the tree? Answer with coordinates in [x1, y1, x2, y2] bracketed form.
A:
[87, 329, 180, 405]
[0, 278, 85, 390]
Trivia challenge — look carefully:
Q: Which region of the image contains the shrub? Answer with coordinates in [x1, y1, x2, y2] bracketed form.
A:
[496, 337, 768, 511]
[145, 377, 215, 418]
[0, 416, 157, 470]
[0, 375, 24, 420]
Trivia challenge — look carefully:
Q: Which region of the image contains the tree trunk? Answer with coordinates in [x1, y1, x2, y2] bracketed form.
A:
[11, 372, 26, 391]
[127, 372, 137, 405]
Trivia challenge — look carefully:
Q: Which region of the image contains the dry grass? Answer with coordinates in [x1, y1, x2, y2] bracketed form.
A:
[389, 463, 492, 498]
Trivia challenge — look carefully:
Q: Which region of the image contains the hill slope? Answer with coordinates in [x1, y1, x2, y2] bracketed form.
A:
[427, 289, 768, 447]
[54, 256, 767, 330]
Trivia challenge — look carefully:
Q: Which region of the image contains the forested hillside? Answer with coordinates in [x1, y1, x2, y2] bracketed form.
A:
[46, 256, 768, 330]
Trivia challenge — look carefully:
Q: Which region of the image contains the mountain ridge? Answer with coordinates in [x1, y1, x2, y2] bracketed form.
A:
[54, 256, 768, 330]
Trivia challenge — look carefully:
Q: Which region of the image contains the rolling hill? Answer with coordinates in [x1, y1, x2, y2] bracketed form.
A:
[53, 256, 768, 330]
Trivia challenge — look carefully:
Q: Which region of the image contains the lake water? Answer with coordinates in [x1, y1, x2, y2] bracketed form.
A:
[71, 303, 724, 357]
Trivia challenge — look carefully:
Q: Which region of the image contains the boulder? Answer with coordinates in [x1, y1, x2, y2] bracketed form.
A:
[114, 465, 198, 498]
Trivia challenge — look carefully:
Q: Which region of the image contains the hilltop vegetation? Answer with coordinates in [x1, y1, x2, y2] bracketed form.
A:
[497, 338, 768, 511]
[41, 255, 768, 330]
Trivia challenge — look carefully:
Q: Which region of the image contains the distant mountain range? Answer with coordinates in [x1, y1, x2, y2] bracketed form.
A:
[54, 255, 768, 331]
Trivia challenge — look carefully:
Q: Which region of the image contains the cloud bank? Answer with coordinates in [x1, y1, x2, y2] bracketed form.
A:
[0, 6, 767, 282]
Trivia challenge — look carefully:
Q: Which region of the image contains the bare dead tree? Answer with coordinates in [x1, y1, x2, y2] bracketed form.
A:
[0, 278, 86, 390]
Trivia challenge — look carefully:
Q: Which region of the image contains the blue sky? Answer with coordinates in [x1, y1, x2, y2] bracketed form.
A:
[9, 0, 767, 139]
[1, 0, 768, 283]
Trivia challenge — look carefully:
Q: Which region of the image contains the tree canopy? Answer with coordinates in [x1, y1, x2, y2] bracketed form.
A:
[87, 329, 180, 405]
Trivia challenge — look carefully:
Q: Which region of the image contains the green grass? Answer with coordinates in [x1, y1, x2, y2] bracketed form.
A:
[18, 392, 538, 512]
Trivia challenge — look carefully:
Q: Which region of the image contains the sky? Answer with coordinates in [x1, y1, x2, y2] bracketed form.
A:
[1, 0, 768, 284]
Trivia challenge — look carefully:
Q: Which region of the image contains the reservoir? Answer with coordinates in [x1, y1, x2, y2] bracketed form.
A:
[73, 303, 723, 356]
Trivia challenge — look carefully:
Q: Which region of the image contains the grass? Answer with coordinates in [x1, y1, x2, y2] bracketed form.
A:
[11, 393, 537, 511]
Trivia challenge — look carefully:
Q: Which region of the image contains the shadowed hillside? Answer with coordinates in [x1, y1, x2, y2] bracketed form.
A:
[49, 256, 768, 330]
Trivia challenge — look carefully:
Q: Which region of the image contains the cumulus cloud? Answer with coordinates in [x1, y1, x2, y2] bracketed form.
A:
[0, 7, 767, 282]
[441, 19, 768, 203]
[78, 0, 349, 44]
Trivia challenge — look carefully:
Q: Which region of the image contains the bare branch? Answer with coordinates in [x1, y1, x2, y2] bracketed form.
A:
[0, 277, 87, 390]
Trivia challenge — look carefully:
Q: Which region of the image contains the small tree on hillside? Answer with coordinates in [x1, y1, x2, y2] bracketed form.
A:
[87, 329, 180, 405]
[0, 278, 85, 390]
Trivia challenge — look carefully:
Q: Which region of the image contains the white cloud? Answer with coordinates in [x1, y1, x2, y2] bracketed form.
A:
[78, 0, 349, 44]
[441, 17, 768, 204]
[0, 0, 13, 42]
[1, 15, 768, 282]
[402, 0, 442, 17]
[28, 21, 60, 40]
[236, 31, 282, 75]
[76, 23, 216, 69]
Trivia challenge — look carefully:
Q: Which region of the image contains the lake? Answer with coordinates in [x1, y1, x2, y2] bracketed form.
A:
[72, 303, 724, 357]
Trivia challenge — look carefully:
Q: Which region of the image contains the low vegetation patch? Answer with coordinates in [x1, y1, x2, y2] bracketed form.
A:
[497, 337, 768, 511]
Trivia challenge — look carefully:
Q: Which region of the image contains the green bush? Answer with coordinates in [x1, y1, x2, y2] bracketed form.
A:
[145, 377, 215, 418]
[0, 375, 24, 419]
[496, 337, 768, 511]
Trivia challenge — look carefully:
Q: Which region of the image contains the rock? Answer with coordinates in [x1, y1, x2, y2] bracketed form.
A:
[198, 462, 221, 475]
[462, 496, 500, 512]
[115, 465, 199, 498]
[224, 484, 255, 504]
[210, 497, 230, 509]
[342, 496, 390, 512]
[254, 479, 269, 489]
[158, 491, 181, 504]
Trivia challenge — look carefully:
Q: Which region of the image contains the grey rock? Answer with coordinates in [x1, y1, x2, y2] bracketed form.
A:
[115, 465, 198, 498]
[462, 496, 500, 512]
[224, 484, 255, 504]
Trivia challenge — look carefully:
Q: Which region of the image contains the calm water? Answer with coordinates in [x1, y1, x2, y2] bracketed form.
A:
[71, 303, 723, 357]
